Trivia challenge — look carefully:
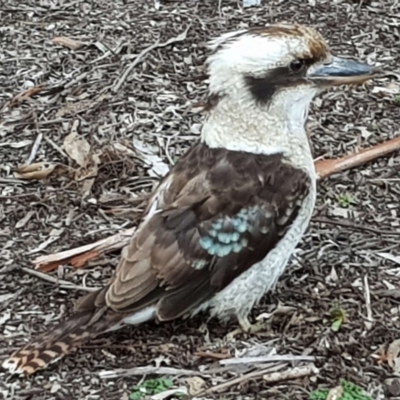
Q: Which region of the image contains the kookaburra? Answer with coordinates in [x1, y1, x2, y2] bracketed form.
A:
[3, 24, 377, 375]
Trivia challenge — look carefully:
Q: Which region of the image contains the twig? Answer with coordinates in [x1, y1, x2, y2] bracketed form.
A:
[195, 351, 231, 360]
[315, 136, 400, 179]
[20, 267, 99, 292]
[112, 40, 160, 93]
[312, 217, 400, 236]
[44, 135, 68, 159]
[10, 85, 44, 106]
[196, 364, 289, 396]
[26, 132, 43, 165]
[0, 288, 25, 312]
[33, 227, 136, 272]
[219, 354, 316, 366]
[364, 275, 373, 330]
[112, 26, 190, 93]
[99, 366, 206, 379]
[263, 364, 318, 383]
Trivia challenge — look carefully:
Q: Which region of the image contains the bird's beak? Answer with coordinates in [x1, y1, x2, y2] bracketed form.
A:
[307, 56, 380, 86]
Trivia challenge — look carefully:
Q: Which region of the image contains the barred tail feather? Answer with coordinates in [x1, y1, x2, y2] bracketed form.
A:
[2, 308, 119, 375]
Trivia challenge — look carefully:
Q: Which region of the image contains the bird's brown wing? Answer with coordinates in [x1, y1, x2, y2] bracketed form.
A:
[77, 143, 311, 321]
[3, 143, 311, 375]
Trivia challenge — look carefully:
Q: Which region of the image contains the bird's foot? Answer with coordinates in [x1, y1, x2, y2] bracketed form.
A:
[226, 316, 269, 340]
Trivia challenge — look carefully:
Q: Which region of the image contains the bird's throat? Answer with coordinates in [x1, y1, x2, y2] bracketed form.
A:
[200, 95, 314, 170]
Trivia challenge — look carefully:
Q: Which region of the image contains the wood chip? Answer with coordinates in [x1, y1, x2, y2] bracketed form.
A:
[53, 36, 85, 50]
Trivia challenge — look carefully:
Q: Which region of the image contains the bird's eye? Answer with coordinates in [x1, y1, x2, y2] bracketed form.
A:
[289, 59, 306, 73]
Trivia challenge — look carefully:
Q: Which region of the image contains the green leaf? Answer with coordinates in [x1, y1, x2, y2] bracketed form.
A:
[337, 193, 353, 208]
[331, 318, 343, 332]
[309, 389, 329, 400]
[129, 392, 143, 400]
[330, 303, 346, 332]
[158, 377, 173, 388]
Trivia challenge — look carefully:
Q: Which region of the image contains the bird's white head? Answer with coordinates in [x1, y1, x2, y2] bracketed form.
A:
[201, 24, 377, 161]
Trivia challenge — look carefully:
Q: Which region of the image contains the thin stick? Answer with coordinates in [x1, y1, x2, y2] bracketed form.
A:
[263, 365, 318, 383]
[26, 132, 43, 165]
[112, 40, 159, 93]
[33, 227, 136, 272]
[312, 217, 400, 236]
[112, 27, 189, 93]
[315, 136, 400, 179]
[364, 275, 373, 330]
[99, 366, 206, 379]
[0, 288, 25, 312]
[20, 267, 99, 292]
[195, 351, 230, 360]
[44, 135, 68, 159]
[195, 366, 280, 396]
[219, 354, 316, 366]
[196, 363, 317, 396]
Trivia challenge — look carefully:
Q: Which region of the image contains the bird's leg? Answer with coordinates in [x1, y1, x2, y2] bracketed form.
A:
[226, 315, 270, 340]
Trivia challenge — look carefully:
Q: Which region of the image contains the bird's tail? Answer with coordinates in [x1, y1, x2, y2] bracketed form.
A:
[2, 308, 119, 375]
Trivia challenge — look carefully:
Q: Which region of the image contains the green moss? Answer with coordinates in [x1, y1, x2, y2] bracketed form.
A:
[310, 380, 373, 400]
[130, 377, 174, 400]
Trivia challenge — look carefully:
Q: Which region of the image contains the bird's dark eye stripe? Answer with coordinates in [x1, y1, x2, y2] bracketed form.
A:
[245, 55, 319, 104]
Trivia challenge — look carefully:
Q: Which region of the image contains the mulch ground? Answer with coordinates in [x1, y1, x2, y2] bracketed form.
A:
[1, 0, 400, 399]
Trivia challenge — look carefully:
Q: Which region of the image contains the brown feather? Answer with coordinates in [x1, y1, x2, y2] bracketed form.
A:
[77, 144, 311, 318]
[103, 143, 310, 319]
[4, 308, 122, 375]
[4, 142, 310, 374]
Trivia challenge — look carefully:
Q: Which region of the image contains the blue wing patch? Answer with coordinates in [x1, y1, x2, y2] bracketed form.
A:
[198, 206, 270, 259]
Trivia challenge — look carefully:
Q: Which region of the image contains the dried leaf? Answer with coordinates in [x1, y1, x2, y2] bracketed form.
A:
[11, 85, 43, 106]
[243, 0, 262, 7]
[79, 178, 96, 199]
[112, 142, 136, 157]
[50, 383, 62, 394]
[15, 210, 35, 229]
[371, 81, 400, 94]
[387, 339, 400, 372]
[0, 293, 15, 304]
[133, 137, 169, 177]
[186, 377, 206, 395]
[75, 152, 101, 181]
[28, 229, 64, 255]
[56, 100, 92, 117]
[145, 154, 170, 177]
[14, 162, 56, 180]
[53, 36, 85, 50]
[64, 126, 91, 167]
[0, 140, 33, 148]
[0, 312, 11, 325]
[377, 252, 400, 265]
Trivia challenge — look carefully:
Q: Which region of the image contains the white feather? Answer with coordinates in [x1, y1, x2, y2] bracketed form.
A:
[106, 306, 157, 332]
